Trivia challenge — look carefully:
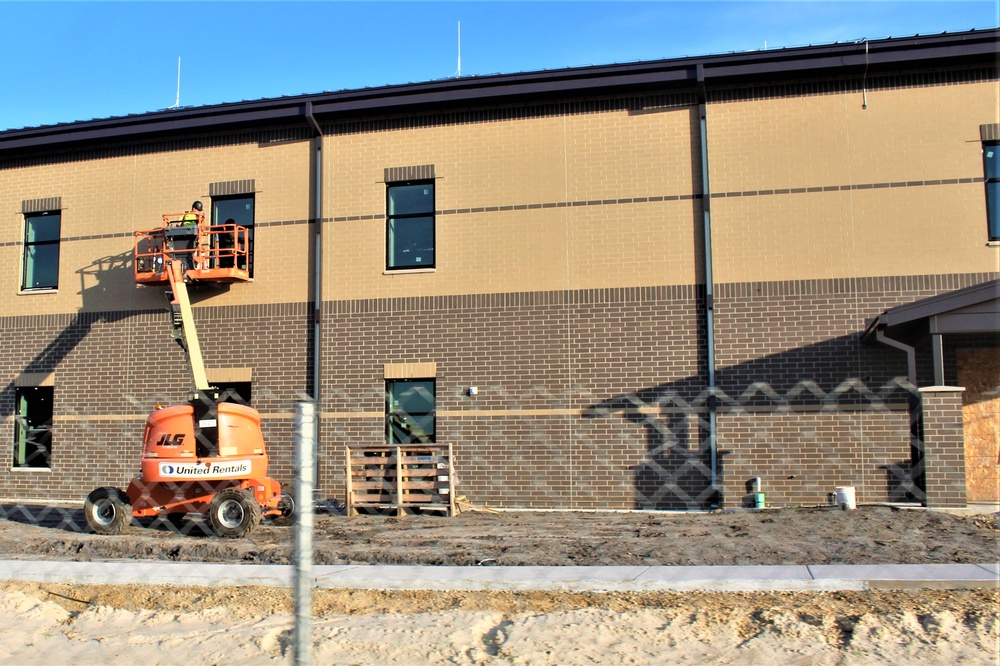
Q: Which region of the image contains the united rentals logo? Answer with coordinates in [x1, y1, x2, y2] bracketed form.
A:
[158, 461, 252, 478]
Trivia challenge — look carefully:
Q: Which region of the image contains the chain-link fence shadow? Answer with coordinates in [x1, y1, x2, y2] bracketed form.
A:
[0, 376, 937, 543]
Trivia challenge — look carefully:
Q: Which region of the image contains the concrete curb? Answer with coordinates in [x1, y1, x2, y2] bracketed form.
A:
[0, 560, 996, 592]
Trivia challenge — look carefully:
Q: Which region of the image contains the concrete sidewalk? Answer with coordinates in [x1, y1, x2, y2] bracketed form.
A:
[0, 559, 996, 592]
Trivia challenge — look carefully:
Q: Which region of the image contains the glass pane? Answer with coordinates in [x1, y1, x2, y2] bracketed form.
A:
[387, 380, 435, 443]
[988, 180, 1000, 240]
[25, 213, 60, 243]
[14, 387, 52, 468]
[389, 184, 434, 215]
[984, 144, 999, 180]
[213, 197, 254, 227]
[388, 217, 434, 268]
[23, 244, 59, 289]
[213, 196, 254, 274]
[390, 381, 434, 413]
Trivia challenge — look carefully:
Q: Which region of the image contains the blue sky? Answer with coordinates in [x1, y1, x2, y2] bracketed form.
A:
[1, 1, 996, 131]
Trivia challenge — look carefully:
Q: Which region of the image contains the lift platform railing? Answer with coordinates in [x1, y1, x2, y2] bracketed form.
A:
[134, 215, 250, 285]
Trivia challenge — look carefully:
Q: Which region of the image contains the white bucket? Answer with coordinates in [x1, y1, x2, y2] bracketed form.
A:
[835, 486, 857, 510]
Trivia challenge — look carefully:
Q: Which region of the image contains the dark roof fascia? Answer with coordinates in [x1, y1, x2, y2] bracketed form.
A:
[882, 279, 1000, 329]
[1, 29, 996, 156]
[862, 279, 1000, 345]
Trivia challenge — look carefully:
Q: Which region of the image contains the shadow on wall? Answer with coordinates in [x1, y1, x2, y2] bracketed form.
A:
[1, 251, 231, 468]
[584, 333, 921, 510]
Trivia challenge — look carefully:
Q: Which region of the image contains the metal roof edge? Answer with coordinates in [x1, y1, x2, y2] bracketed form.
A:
[883, 279, 1000, 328]
[1, 28, 996, 154]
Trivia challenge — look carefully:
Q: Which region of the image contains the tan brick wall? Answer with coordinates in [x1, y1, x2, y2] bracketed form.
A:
[708, 81, 1000, 283]
[326, 105, 701, 299]
[3, 82, 995, 315]
[0, 139, 313, 316]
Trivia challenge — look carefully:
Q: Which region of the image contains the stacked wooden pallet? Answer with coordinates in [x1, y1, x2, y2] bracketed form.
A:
[345, 443, 455, 516]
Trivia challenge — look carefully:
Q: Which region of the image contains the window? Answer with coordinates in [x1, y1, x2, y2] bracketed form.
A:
[212, 195, 255, 275]
[22, 211, 61, 290]
[13, 386, 53, 468]
[212, 381, 252, 406]
[386, 379, 435, 444]
[387, 181, 435, 270]
[984, 142, 999, 241]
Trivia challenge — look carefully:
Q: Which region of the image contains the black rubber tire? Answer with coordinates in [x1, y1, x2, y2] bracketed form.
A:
[207, 488, 261, 539]
[84, 487, 131, 535]
[270, 489, 296, 527]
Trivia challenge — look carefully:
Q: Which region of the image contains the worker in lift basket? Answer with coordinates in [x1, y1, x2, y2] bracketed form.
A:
[181, 200, 203, 225]
[173, 200, 204, 271]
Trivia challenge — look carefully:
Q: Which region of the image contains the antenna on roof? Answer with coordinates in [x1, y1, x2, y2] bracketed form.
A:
[169, 57, 181, 109]
[454, 21, 462, 77]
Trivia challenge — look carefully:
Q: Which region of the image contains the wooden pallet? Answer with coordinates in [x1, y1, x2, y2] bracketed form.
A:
[345, 443, 456, 516]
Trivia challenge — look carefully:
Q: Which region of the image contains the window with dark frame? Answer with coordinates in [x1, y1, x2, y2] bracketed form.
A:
[385, 379, 436, 444]
[212, 194, 255, 276]
[984, 141, 999, 241]
[22, 211, 61, 291]
[13, 386, 53, 468]
[212, 381, 252, 406]
[386, 181, 435, 270]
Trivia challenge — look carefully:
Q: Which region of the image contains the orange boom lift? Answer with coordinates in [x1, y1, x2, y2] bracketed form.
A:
[84, 210, 293, 538]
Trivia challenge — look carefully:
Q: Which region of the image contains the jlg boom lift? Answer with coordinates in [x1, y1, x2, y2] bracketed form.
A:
[84, 209, 294, 538]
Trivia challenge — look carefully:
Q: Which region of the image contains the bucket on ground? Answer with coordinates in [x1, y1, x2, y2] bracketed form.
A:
[835, 486, 857, 510]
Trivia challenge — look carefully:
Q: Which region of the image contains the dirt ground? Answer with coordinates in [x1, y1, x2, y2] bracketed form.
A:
[1, 504, 997, 664]
[0, 502, 996, 566]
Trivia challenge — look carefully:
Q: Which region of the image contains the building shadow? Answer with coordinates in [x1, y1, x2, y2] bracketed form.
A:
[584, 333, 922, 510]
[1, 251, 232, 467]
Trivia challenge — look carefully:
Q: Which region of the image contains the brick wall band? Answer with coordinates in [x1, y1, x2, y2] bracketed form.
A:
[2, 272, 991, 507]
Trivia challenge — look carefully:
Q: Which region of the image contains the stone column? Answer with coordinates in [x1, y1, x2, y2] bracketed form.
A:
[918, 386, 967, 508]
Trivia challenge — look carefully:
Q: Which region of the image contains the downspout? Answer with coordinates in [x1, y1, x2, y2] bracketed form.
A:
[871, 324, 922, 499]
[874, 330, 917, 386]
[696, 64, 719, 505]
[305, 102, 323, 489]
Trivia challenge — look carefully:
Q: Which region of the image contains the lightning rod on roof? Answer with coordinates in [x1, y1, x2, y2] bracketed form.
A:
[455, 21, 462, 77]
[169, 57, 181, 109]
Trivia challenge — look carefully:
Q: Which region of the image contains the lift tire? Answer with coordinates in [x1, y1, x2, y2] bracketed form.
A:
[270, 488, 296, 527]
[84, 487, 132, 535]
[208, 488, 261, 539]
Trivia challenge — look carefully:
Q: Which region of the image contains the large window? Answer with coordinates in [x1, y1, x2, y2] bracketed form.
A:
[386, 380, 435, 444]
[212, 195, 255, 275]
[13, 386, 53, 468]
[22, 211, 61, 291]
[387, 181, 435, 270]
[984, 142, 999, 241]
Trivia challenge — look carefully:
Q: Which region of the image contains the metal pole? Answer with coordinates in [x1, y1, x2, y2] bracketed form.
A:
[697, 64, 719, 506]
[305, 102, 324, 493]
[293, 400, 315, 666]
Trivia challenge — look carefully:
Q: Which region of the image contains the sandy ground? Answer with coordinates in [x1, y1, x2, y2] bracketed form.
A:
[0, 504, 997, 664]
[2, 583, 997, 665]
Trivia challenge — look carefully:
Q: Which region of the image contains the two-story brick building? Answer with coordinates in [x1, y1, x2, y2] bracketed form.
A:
[1, 30, 997, 510]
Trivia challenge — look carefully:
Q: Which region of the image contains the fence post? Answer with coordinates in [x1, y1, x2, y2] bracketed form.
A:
[293, 400, 315, 666]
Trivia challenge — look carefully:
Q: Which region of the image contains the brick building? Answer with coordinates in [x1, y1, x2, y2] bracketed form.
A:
[1, 30, 997, 510]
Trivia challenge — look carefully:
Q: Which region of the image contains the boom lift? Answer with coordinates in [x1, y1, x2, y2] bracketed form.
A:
[84, 210, 293, 538]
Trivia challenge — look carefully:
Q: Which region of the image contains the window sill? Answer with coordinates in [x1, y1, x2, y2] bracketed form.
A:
[10, 466, 51, 473]
[987, 240, 999, 246]
[18, 288, 58, 295]
[383, 268, 436, 275]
